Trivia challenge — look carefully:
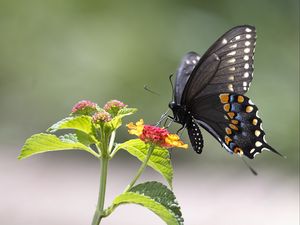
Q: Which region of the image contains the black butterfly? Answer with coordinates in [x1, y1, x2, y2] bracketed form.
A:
[168, 25, 283, 159]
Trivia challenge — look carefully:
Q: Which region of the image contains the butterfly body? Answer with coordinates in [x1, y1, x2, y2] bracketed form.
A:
[169, 25, 282, 159]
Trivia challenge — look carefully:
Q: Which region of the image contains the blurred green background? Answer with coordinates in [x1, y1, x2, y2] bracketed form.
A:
[0, 1, 299, 224]
[1, 0, 298, 170]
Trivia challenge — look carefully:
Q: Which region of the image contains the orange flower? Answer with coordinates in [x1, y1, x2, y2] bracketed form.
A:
[127, 120, 188, 149]
[165, 134, 188, 149]
[127, 119, 144, 136]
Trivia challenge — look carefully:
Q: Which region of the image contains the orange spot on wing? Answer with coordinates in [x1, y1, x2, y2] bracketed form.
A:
[246, 106, 254, 113]
[231, 119, 239, 125]
[234, 147, 243, 155]
[237, 96, 244, 103]
[219, 93, 229, 103]
[223, 104, 230, 112]
[225, 127, 232, 135]
[229, 124, 239, 130]
[227, 112, 235, 119]
[252, 118, 258, 125]
[225, 136, 232, 145]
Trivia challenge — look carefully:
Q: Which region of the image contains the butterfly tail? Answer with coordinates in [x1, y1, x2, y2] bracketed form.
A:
[265, 144, 286, 159]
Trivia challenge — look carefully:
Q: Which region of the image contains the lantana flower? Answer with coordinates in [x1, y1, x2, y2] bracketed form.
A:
[71, 100, 98, 116]
[127, 119, 188, 149]
[92, 111, 112, 123]
[104, 100, 127, 116]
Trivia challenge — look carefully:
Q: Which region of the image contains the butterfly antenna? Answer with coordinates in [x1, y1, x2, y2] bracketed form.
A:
[144, 85, 160, 96]
[241, 157, 258, 176]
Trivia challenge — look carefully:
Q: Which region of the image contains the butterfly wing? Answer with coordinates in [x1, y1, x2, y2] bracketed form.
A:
[174, 51, 201, 105]
[190, 93, 282, 159]
[182, 25, 256, 104]
[186, 119, 204, 154]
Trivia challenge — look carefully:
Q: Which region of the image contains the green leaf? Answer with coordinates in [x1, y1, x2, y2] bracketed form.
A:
[117, 107, 137, 117]
[47, 116, 97, 143]
[105, 108, 137, 131]
[109, 182, 183, 225]
[18, 133, 99, 159]
[48, 115, 92, 134]
[116, 139, 173, 187]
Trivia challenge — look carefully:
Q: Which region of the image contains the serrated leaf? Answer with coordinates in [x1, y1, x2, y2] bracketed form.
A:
[110, 182, 183, 225]
[117, 108, 137, 117]
[48, 116, 92, 133]
[116, 139, 173, 187]
[47, 116, 97, 143]
[18, 133, 99, 159]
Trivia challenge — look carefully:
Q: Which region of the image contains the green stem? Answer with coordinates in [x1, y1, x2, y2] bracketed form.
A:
[101, 144, 155, 218]
[108, 131, 116, 153]
[92, 156, 109, 225]
[124, 145, 154, 192]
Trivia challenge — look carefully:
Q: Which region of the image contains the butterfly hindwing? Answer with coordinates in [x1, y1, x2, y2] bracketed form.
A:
[182, 25, 256, 104]
[190, 93, 281, 159]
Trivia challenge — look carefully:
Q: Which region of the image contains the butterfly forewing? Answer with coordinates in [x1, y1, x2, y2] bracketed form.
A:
[182, 25, 256, 104]
[174, 51, 201, 105]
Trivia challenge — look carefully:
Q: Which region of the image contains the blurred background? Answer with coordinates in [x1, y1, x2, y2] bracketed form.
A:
[0, 0, 299, 224]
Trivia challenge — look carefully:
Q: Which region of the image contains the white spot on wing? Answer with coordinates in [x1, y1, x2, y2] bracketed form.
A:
[196, 56, 200, 60]
[186, 60, 190, 64]
[244, 72, 249, 78]
[244, 55, 249, 61]
[255, 130, 261, 137]
[244, 63, 249, 69]
[229, 75, 234, 81]
[244, 48, 250, 53]
[228, 58, 236, 63]
[229, 67, 235, 71]
[246, 34, 252, 39]
[192, 59, 197, 64]
[243, 81, 248, 87]
[262, 147, 270, 152]
[256, 111, 260, 118]
[222, 38, 228, 44]
[228, 84, 234, 91]
[255, 141, 263, 147]
[235, 35, 241, 40]
[227, 51, 236, 56]
[245, 41, 251, 46]
[260, 123, 264, 130]
[230, 44, 237, 48]
[245, 28, 252, 32]
[250, 148, 256, 154]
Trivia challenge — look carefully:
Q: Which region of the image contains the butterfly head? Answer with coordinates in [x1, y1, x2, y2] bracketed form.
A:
[169, 101, 190, 125]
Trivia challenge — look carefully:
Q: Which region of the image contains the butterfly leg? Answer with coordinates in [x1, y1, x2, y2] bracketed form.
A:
[176, 123, 186, 134]
[156, 109, 170, 126]
[164, 116, 175, 128]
